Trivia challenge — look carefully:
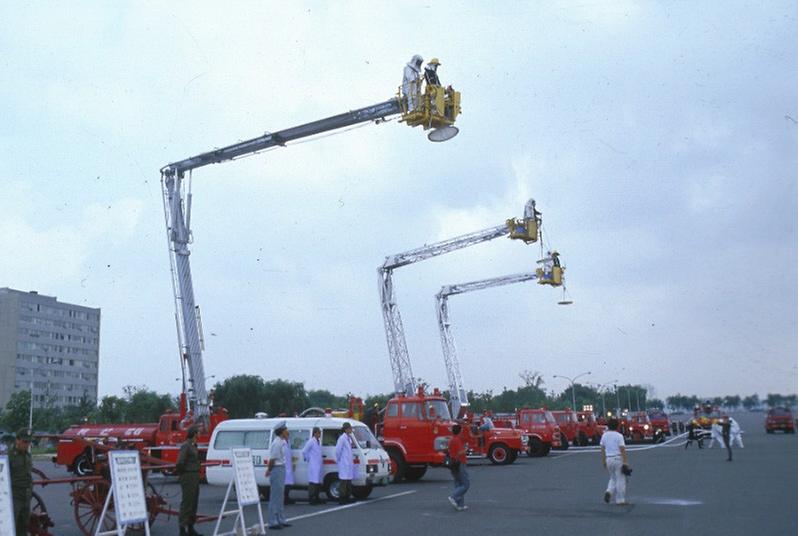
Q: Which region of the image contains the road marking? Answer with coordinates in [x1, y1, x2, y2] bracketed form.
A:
[286, 490, 417, 522]
[644, 497, 702, 506]
[549, 433, 689, 457]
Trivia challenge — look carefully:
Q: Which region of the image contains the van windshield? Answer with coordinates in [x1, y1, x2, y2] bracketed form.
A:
[352, 426, 381, 449]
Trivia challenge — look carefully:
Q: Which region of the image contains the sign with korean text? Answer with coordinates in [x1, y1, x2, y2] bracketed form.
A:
[232, 448, 260, 506]
[0, 456, 14, 536]
[109, 451, 148, 525]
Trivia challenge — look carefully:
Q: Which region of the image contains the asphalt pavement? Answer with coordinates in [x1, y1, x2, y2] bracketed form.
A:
[33, 411, 797, 535]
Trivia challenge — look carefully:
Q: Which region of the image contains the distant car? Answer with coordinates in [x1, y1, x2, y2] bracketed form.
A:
[765, 407, 795, 434]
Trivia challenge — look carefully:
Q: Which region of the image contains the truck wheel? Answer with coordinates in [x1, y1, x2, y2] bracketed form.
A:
[528, 438, 545, 457]
[74, 454, 94, 476]
[387, 449, 407, 483]
[578, 432, 589, 446]
[325, 475, 343, 501]
[488, 443, 511, 465]
[559, 436, 569, 450]
[542, 444, 551, 456]
[352, 483, 373, 500]
[404, 466, 427, 481]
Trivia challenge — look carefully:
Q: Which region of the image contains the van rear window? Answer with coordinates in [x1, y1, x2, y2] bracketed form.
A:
[214, 430, 268, 450]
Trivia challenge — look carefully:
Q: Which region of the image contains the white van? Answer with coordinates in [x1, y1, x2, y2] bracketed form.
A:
[206, 417, 390, 500]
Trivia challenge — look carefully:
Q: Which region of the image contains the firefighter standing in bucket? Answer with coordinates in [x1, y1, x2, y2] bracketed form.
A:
[9, 428, 32, 536]
[176, 426, 202, 536]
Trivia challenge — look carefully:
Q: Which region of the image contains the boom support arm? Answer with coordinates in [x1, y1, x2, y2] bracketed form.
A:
[161, 98, 403, 177]
[379, 199, 539, 396]
[437, 272, 537, 417]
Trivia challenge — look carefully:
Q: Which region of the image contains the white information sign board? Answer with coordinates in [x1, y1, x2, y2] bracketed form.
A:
[0, 456, 15, 536]
[109, 451, 148, 525]
[232, 448, 260, 506]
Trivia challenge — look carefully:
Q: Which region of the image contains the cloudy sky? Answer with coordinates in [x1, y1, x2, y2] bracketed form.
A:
[1, 1, 796, 402]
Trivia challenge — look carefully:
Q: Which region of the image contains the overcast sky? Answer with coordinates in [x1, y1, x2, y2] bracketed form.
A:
[1, 1, 796, 402]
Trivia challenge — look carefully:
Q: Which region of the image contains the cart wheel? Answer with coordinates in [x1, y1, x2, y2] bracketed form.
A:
[73, 481, 115, 536]
[29, 491, 55, 535]
[73, 481, 159, 535]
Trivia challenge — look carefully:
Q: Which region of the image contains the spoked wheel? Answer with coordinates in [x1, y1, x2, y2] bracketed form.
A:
[73, 481, 115, 536]
[29, 491, 55, 535]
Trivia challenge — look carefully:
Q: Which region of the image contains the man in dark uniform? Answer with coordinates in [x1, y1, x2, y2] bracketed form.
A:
[720, 417, 732, 461]
[176, 426, 202, 536]
[9, 428, 33, 536]
[685, 419, 703, 449]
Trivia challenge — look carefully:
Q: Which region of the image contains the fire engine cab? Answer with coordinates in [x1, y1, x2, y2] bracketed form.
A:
[376, 387, 528, 482]
[494, 408, 562, 457]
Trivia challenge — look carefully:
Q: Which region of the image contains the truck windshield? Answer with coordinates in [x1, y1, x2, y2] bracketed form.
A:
[352, 426, 381, 449]
[424, 400, 451, 421]
[545, 411, 557, 424]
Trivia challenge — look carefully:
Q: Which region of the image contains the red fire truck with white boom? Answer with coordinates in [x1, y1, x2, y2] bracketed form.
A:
[376, 201, 542, 479]
[57, 68, 463, 474]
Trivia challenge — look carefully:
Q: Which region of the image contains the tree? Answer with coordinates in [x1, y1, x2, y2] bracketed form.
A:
[648, 398, 665, 409]
[742, 394, 760, 410]
[307, 389, 347, 410]
[261, 379, 310, 417]
[1, 391, 31, 432]
[519, 370, 545, 389]
[766, 393, 785, 408]
[97, 396, 128, 423]
[213, 375, 269, 418]
[124, 386, 175, 422]
[723, 395, 741, 410]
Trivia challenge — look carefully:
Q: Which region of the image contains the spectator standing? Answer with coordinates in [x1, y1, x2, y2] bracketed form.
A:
[9, 428, 32, 536]
[447, 424, 470, 511]
[301, 427, 324, 504]
[720, 417, 733, 461]
[176, 426, 202, 536]
[266, 422, 291, 529]
[335, 422, 355, 504]
[600, 418, 631, 505]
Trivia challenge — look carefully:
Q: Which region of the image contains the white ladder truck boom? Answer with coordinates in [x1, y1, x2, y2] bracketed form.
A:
[161, 73, 463, 425]
[379, 199, 541, 396]
[437, 271, 539, 418]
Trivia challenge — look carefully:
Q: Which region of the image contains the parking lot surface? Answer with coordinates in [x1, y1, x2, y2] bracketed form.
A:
[33, 412, 797, 535]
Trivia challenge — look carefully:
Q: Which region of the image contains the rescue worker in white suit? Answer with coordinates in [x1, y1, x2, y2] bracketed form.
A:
[403, 54, 423, 112]
[707, 422, 723, 448]
[729, 417, 744, 448]
[301, 427, 324, 504]
[335, 422, 356, 504]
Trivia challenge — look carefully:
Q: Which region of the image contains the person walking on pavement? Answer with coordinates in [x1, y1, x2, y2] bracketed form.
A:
[720, 416, 733, 461]
[9, 428, 33, 536]
[266, 422, 291, 529]
[335, 422, 355, 505]
[302, 427, 324, 504]
[176, 426, 203, 536]
[600, 418, 631, 506]
[447, 423, 470, 511]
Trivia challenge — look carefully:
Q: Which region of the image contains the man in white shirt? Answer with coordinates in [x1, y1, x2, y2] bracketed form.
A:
[600, 418, 631, 505]
[266, 422, 291, 529]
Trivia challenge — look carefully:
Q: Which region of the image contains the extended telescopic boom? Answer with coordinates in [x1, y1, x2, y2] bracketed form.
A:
[379, 199, 540, 396]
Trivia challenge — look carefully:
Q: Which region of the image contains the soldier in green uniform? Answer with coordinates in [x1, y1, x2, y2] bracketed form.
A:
[9, 428, 33, 536]
[176, 426, 202, 536]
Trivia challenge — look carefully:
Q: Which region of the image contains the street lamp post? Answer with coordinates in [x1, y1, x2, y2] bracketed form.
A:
[553, 371, 591, 410]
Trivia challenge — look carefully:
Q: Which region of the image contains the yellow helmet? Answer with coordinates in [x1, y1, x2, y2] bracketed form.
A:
[429, 57, 441, 66]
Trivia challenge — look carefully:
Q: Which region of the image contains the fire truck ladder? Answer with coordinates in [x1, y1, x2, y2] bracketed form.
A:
[161, 89, 460, 423]
[436, 271, 538, 417]
[379, 199, 541, 396]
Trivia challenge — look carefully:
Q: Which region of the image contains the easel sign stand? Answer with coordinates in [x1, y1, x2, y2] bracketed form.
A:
[213, 447, 266, 535]
[96, 450, 150, 536]
[0, 455, 16, 536]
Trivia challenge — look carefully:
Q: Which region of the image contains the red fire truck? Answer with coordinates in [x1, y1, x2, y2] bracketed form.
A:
[620, 411, 659, 442]
[494, 408, 562, 457]
[576, 411, 607, 445]
[550, 410, 579, 449]
[55, 396, 228, 475]
[376, 387, 528, 482]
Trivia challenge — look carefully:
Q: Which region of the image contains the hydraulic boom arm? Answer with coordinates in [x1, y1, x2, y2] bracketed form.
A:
[437, 272, 538, 417]
[379, 199, 540, 396]
[162, 89, 454, 424]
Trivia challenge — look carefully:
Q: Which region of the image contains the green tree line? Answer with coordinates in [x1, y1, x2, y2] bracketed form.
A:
[2, 373, 795, 433]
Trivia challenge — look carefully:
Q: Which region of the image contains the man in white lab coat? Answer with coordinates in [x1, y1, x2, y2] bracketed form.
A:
[302, 427, 324, 504]
[335, 422, 356, 505]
